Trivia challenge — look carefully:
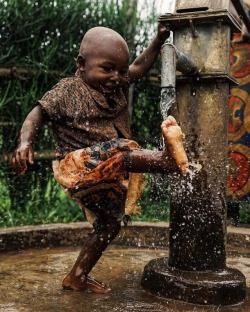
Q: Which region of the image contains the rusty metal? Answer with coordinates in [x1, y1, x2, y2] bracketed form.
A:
[175, 0, 230, 12]
[189, 18, 198, 37]
[141, 0, 247, 306]
[177, 73, 238, 84]
[160, 43, 204, 118]
[159, 10, 241, 33]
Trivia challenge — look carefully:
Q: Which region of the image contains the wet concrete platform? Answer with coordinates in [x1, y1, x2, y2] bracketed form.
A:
[0, 222, 249, 312]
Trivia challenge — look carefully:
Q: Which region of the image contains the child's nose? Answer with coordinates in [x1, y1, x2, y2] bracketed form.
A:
[110, 71, 120, 81]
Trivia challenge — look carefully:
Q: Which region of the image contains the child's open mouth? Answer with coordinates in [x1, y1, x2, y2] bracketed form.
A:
[100, 84, 117, 94]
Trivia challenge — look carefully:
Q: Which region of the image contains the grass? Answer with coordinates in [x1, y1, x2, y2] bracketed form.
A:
[0, 0, 161, 228]
[0, 172, 249, 227]
[0, 187, 84, 227]
[0, 173, 170, 227]
[239, 202, 250, 224]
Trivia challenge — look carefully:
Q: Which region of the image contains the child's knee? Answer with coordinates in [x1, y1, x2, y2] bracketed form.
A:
[93, 215, 121, 239]
[108, 219, 121, 238]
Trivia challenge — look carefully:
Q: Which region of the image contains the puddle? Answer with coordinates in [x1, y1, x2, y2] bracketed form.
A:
[0, 246, 249, 312]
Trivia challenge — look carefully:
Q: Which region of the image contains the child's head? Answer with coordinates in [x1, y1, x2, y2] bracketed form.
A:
[77, 27, 130, 95]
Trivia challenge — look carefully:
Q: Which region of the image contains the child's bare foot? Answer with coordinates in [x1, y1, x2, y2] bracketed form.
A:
[62, 275, 112, 293]
[161, 116, 189, 174]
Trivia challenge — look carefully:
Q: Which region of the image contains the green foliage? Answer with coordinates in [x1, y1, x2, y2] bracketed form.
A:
[1, 1, 248, 227]
[134, 174, 170, 222]
[132, 81, 162, 145]
[240, 202, 250, 224]
[0, 0, 164, 227]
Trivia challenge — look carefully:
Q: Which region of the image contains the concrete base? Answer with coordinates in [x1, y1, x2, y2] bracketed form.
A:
[141, 257, 246, 306]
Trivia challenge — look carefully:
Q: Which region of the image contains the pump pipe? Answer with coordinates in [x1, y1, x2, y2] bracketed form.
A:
[160, 43, 204, 118]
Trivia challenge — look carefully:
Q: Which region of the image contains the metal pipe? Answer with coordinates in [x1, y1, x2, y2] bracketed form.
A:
[142, 1, 247, 305]
[175, 46, 205, 75]
[162, 43, 205, 79]
[160, 44, 204, 119]
[160, 44, 176, 119]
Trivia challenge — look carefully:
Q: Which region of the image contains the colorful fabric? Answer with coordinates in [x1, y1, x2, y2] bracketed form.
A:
[53, 138, 143, 224]
[228, 33, 250, 201]
[37, 70, 131, 159]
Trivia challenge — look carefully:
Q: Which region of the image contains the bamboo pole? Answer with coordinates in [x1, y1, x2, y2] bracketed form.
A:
[0, 122, 20, 127]
[0, 150, 56, 163]
[0, 67, 67, 79]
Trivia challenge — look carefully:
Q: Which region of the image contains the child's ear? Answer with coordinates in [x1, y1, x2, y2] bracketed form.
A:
[76, 55, 85, 70]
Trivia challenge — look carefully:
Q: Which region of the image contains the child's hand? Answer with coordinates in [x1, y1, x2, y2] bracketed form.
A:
[11, 143, 34, 175]
[157, 23, 171, 44]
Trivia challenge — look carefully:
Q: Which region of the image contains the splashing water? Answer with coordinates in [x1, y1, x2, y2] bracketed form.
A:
[160, 87, 202, 181]
[186, 161, 203, 178]
[160, 87, 176, 119]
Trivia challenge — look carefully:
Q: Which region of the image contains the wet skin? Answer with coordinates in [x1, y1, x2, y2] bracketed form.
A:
[62, 214, 120, 293]
[77, 33, 130, 95]
[61, 116, 188, 293]
[11, 25, 175, 294]
[161, 116, 189, 174]
[11, 24, 169, 176]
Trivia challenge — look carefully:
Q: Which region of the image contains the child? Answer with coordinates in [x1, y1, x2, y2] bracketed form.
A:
[11, 25, 188, 293]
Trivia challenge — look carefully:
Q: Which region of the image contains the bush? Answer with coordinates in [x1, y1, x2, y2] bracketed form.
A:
[0, 0, 164, 226]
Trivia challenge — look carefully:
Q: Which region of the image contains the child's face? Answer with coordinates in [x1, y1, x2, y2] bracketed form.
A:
[78, 41, 129, 95]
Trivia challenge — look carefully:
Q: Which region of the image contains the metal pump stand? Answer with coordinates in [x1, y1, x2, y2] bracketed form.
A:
[141, 0, 247, 305]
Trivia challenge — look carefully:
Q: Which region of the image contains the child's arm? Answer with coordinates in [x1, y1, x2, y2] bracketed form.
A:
[11, 105, 48, 175]
[128, 23, 170, 84]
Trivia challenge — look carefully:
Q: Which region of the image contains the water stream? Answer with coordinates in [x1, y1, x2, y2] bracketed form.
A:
[160, 87, 176, 119]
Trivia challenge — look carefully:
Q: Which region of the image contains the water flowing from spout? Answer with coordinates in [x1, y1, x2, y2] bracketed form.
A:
[160, 87, 176, 120]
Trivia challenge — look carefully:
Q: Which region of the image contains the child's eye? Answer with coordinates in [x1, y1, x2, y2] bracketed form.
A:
[103, 67, 113, 73]
[120, 70, 128, 77]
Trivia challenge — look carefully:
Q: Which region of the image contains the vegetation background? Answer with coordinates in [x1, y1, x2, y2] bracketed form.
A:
[0, 0, 171, 227]
[0, 0, 249, 227]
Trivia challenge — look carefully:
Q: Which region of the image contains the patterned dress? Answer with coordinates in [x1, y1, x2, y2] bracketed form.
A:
[37, 70, 143, 224]
[53, 139, 143, 224]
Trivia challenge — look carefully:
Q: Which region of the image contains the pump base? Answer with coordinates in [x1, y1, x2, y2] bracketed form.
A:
[141, 258, 246, 306]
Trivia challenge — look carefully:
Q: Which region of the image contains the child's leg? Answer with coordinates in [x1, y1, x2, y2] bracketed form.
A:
[124, 116, 188, 174]
[62, 213, 121, 293]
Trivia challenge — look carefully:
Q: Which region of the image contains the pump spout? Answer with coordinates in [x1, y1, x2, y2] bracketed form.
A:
[160, 43, 204, 118]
